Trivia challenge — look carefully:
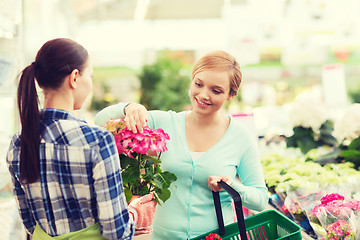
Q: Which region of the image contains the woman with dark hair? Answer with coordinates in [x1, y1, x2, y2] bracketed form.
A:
[6, 38, 135, 239]
[95, 50, 268, 239]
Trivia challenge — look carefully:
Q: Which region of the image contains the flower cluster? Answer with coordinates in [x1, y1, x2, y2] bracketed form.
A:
[103, 118, 176, 204]
[103, 118, 170, 157]
[333, 103, 360, 143]
[114, 125, 169, 157]
[287, 200, 304, 215]
[310, 193, 359, 240]
[289, 89, 327, 131]
[103, 118, 127, 135]
[322, 220, 355, 240]
[321, 193, 345, 205]
[201, 233, 222, 240]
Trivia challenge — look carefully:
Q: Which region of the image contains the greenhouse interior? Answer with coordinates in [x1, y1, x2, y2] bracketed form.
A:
[1, 0, 360, 239]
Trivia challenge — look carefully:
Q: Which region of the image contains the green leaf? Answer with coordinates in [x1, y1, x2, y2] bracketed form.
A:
[286, 135, 298, 148]
[297, 138, 318, 154]
[154, 164, 162, 174]
[153, 192, 162, 206]
[137, 185, 150, 196]
[348, 137, 360, 150]
[286, 126, 320, 153]
[124, 188, 133, 203]
[340, 149, 360, 169]
[153, 171, 177, 189]
[142, 166, 154, 181]
[142, 155, 162, 163]
[156, 188, 171, 203]
[311, 147, 342, 165]
[122, 166, 140, 185]
[120, 155, 138, 169]
[340, 149, 360, 159]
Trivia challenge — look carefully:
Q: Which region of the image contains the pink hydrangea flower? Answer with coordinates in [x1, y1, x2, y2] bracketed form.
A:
[311, 204, 326, 217]
[322, 220, 355, 240]
[325, 200, 352, 217]
[347, 200, 360, 212]
[321, 193, 345, 205]
[104, 119, 170, 158]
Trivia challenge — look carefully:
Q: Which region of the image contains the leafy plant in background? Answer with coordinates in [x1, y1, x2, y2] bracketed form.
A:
[347, 77, 360, 104]
[307, 104, 360, 169]
[338, 137, 360, 170]
[103, 118, 177, 204]
[139, 50, 191, 112]
[287, 120, 337, 155]
[90, 66, 138, 112]
[286, 90, 337, 154]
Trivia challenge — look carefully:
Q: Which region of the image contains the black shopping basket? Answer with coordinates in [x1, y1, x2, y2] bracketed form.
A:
[191, 181, 301, 240]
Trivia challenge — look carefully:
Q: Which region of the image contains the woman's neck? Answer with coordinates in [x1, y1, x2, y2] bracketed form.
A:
[43, 91, 74, 112]
[187, 110, 226, 127]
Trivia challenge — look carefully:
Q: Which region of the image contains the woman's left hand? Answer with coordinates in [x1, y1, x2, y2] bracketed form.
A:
[208, 176, 233, 192]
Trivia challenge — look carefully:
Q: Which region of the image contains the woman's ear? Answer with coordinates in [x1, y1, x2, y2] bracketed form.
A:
[68, 69, 80, 89]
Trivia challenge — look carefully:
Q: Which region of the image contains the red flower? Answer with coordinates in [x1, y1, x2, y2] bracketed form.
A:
[206, 233, 222, 240]
[320, 193, 345, 205]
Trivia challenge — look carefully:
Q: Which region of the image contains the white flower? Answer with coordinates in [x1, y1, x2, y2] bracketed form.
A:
[333, 103, 360, 143]
[289, 89, 327, 130]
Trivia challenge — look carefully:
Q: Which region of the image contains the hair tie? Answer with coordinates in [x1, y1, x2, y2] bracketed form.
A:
[32, 61, 40, 70]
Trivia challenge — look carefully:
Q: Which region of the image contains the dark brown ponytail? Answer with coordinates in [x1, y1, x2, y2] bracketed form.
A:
[17, 64, 40, 183]
[17, 38, 88, 184]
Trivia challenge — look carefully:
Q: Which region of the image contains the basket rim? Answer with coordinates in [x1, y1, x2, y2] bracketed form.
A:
[190, 209, 302, 240]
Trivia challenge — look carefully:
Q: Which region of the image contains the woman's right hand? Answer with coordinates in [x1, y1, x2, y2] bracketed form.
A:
[129, 193, 157, 236]
[124, 102, 148, 133]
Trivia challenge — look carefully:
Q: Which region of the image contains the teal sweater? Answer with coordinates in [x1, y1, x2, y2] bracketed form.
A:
[95, 104, 268, 240]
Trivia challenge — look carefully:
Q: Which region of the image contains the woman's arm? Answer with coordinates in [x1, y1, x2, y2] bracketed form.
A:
[94, 103, 128, 126]
[9, 171, 37, 235]
[232, 141, 269, 212]
[94, 131, 135, 239]
[6, 136, 36, 235]
[94, 102, 148, 133]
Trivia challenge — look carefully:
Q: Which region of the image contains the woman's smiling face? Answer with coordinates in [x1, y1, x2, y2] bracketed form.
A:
[189, 69, 232, 115]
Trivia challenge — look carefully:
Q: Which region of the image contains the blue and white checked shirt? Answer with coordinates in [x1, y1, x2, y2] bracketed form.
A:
[6, 108, 134, 239]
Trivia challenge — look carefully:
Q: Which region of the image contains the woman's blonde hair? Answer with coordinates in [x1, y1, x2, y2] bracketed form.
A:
[191, 50, 242, 97]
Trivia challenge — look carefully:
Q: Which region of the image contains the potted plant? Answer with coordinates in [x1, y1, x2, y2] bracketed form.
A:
[103, 118, 177, 204]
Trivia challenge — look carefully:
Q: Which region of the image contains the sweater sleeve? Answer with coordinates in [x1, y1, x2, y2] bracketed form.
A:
[232, 136, 269, 212]
[94, 103, 128, 126]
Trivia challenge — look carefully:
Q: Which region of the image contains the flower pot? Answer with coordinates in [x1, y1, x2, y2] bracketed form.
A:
[128, 195, 141, 205]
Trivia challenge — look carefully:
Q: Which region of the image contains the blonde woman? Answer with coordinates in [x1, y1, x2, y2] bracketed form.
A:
[95, 50, 268, 239]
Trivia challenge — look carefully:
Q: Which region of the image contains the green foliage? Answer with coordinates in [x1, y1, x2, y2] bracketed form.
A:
[90, 66, 138, 111]
[348, 87, 360, 104]
[286, 126, 318, 154]
[120, 153, 177, 204]
[340, 137, 360, 169]
[318, 120, 338, 146]
[286, 120, 337, 154]
[139, 50, 191, 111]
[307, 136, 360, 169]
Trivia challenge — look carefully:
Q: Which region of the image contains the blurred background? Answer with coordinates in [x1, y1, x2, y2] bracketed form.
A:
[1, 0, 360, 239]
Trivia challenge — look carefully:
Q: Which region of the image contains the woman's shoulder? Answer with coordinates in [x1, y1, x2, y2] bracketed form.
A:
[8, 132, 21, 149]
[79, 122, 114, 143]
[148, 110, 185, 124]
[50, 119, 114, 147]
[149, 109, 183, 117]
[229, 116, 257, 141]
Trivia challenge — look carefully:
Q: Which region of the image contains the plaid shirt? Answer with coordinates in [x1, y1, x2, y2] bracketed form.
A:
[6, 108, 134, 239]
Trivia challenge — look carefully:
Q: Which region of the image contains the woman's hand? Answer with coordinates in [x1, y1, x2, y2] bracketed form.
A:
[124, 103, 148, 133]
[208, 176, 233, 192]
[129, 193, 157, 235]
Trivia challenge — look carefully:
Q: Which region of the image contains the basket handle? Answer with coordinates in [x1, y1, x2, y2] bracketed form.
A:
[212, 180, 247, 239]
